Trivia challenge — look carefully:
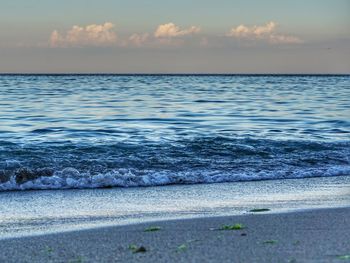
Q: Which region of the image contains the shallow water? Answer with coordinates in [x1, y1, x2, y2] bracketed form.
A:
[0, 176, 349, 239]
[0, 75, 349, 190]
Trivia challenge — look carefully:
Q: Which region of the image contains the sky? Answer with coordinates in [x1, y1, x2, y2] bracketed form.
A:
[0, 0, 349, 73]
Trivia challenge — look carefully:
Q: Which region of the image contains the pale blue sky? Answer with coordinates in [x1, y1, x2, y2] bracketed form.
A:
[0, 0, 349, 73]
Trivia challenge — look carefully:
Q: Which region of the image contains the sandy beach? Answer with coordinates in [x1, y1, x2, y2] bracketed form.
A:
[0, 207, 349, 263]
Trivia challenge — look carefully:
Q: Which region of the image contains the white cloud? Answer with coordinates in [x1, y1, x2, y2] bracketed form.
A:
[254, 22, 276, 36]
[227, 21, 303, 44]
[154, 23, 200, 38]
[50, 22, 117, 47]
[48, 21, 301, 49]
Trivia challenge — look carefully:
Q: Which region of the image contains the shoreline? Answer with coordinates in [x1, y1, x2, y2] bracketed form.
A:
[1, 175, 350, 240]
[1, 207, 349, 262]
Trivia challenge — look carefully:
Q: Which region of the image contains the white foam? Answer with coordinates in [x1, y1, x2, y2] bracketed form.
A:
[1, 165, 350, 191]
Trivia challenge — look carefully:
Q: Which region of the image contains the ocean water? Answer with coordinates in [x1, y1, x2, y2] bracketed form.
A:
[0, 74, 349, 191]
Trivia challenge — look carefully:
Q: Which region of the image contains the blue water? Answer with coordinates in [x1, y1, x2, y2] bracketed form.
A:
[0, 75, 349, 190]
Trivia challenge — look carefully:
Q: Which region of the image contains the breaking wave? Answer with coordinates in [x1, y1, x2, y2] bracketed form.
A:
[1, 137, 349, 191]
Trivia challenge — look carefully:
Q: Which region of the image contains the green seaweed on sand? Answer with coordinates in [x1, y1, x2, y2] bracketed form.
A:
[250, 208, 270, 212]
[187, 239, 200, 243]
[144, 226, 162, 232]
[220, 223, 244, 230]
[45, 246, 53, 253]
[176, 239, 200, 252]
[263, 240, 278, 244]
[177, 244, 187, 252]
[129, 244, 147, 253]
[337, 254, 350, 260]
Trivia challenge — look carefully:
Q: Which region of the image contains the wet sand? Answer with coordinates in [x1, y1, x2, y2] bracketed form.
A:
[2, 175, 350, 239]
[0, 207, 349, 263]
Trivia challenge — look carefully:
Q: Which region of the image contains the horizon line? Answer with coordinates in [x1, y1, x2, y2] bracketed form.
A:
[0, 73, 349, 76]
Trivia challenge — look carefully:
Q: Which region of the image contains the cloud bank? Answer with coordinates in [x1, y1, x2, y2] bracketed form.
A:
[154, 23, 200, 38]
[50, 22, 117, 47]
[227, 21, 302, 44]
[48, 21, 302, 48]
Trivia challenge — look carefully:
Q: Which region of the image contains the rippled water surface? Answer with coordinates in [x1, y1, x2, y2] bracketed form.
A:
[0, 75, 349, 190]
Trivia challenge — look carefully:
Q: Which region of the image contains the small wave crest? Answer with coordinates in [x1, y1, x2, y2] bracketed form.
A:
[1, 165, 350, 191]
[1, 137, 349, 191]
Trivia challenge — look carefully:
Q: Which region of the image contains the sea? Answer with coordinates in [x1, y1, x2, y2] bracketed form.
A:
[1, 74, 350, 238]
[0, 74, 349, 191]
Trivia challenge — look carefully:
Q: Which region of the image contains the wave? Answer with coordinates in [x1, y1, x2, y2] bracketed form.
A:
[1, 137, 349, 191]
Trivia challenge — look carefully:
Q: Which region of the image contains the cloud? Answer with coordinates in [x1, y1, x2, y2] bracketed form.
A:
[227, 21, 303, 44]
[48, 21, 301, 49]
[154, 23, 200, 38]
[49, 22, 200, 48]
[50, 22, 117, 47]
